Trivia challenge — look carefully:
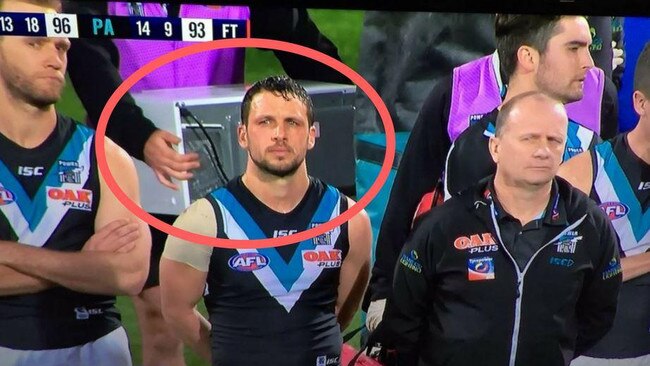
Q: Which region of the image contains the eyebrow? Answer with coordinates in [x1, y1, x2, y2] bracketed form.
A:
[565, 40, 591, 47]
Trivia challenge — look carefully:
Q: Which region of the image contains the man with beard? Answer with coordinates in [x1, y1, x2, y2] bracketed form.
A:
[0, 0, 150, 365]
[159, 76, 371, 366]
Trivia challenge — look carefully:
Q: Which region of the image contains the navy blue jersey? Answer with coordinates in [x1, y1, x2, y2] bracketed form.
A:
[583, 133, 650, 359]
[204, 177, 348, 366]
[0, 115, 120, 350]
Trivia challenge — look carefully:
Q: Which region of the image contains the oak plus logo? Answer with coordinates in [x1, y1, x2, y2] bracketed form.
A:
[46, 187, 93, 211]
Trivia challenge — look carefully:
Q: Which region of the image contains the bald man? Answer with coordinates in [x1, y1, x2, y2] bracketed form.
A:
[378, 91, 621, 366]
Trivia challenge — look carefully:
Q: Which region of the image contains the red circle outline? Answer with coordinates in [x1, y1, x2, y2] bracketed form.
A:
[95, 38, 395, 249]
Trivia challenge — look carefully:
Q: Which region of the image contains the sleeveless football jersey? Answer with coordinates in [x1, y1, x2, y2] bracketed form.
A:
[0, 115, 121, 350]
[204, 177, 348, 366]
[583, 133, 650, 359]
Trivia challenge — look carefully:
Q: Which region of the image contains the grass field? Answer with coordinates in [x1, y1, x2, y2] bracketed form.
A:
[56, 9, 366, 366]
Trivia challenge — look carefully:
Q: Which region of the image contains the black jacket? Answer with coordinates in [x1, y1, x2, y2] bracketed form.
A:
[379, 176, 622, 366]
[367, 71, 619, 306]
[62, 1, 348, 161]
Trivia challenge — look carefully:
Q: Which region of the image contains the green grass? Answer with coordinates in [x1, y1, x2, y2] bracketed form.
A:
[243, 9, 363, 82]
[55, 9, 366, 366]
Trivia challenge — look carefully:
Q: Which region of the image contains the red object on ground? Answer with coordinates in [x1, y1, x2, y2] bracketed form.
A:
[341, 344, 385, 366]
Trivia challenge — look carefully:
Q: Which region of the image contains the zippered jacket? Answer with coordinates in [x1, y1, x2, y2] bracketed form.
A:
[380, 176, 622, 366]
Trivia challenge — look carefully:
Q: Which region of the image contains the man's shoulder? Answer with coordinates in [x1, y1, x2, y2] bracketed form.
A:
[57, 113, 94, 135]
[417, 190, 476, 227]
[556, 177, 608, 226]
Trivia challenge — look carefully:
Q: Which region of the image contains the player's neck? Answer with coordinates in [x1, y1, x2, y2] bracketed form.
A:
[493, 173, 552, 225]
[627, 119, 650, 165]
[500, 75, 536, 107]
[241, 164, 311, 214]
[0, 91, 57, 148]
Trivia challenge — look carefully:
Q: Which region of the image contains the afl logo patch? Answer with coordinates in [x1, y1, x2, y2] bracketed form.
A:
[599, 202, 629, 220]
[0, 187, 15, 205]
[228, 253, 269, 272]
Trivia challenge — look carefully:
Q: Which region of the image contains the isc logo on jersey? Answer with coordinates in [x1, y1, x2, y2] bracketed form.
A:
[302, 249, 342, 268]
[46, 187, 93, 211]
[228, 253, 269, 272]
[0, 187, 15, 206]
[599, 202, 629, 220]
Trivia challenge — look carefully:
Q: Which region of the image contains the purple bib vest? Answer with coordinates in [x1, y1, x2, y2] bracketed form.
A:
[108, 3, 250, 92]
[447, 52, 604, 141]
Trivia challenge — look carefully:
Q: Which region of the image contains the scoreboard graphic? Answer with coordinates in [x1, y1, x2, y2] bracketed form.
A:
[0, 11, 249, 41]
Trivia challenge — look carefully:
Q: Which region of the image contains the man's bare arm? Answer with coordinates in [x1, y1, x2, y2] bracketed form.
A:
[160, 198, 215, 362]
[557, 151, 594, 194]
[336, 198, 372, 330]
[0, 265, 54, 296]
[0, 138, 151, 296]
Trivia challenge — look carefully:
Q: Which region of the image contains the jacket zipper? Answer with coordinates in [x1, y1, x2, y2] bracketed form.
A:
[488, 202, 587, 366]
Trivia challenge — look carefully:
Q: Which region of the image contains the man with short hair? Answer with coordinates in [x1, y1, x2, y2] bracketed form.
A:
[0, 0, 151, 365]
[559, 43, 650, 366]
[379, 91, 621, 366]
[367, 14, 613, 330]
[159, 75, 371, 366]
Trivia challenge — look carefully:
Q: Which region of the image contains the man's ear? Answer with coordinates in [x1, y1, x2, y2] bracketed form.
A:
[633, 90, 648, 118]
[237, 123, 248, 149]
[489, 136, 500, 164]
[307, 124, 316, 150]
[516, 45, 539, 74]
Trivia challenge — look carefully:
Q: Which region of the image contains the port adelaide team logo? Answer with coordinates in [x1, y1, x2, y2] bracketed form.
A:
[58, 160, 83, 184]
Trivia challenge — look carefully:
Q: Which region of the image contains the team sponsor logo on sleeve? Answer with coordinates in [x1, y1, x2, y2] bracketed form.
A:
[0, 187, 15, 205]
[555, 230, 582, 254]
[57, 160, 83, 184]
[602, 256, 622, 280]
[467, 256, 495, 281]
[399, 249, 423, 273]
[228, 252, 269, 272]
[302, 249, 342, 269]
[454, 233, 499, 254]
[46, 187, 93, 211]
[599, 202, 629, 220]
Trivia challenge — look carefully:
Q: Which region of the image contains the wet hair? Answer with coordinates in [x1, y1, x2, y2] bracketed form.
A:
[495, 14, 566, 78]
[240, 75, 314, 126]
